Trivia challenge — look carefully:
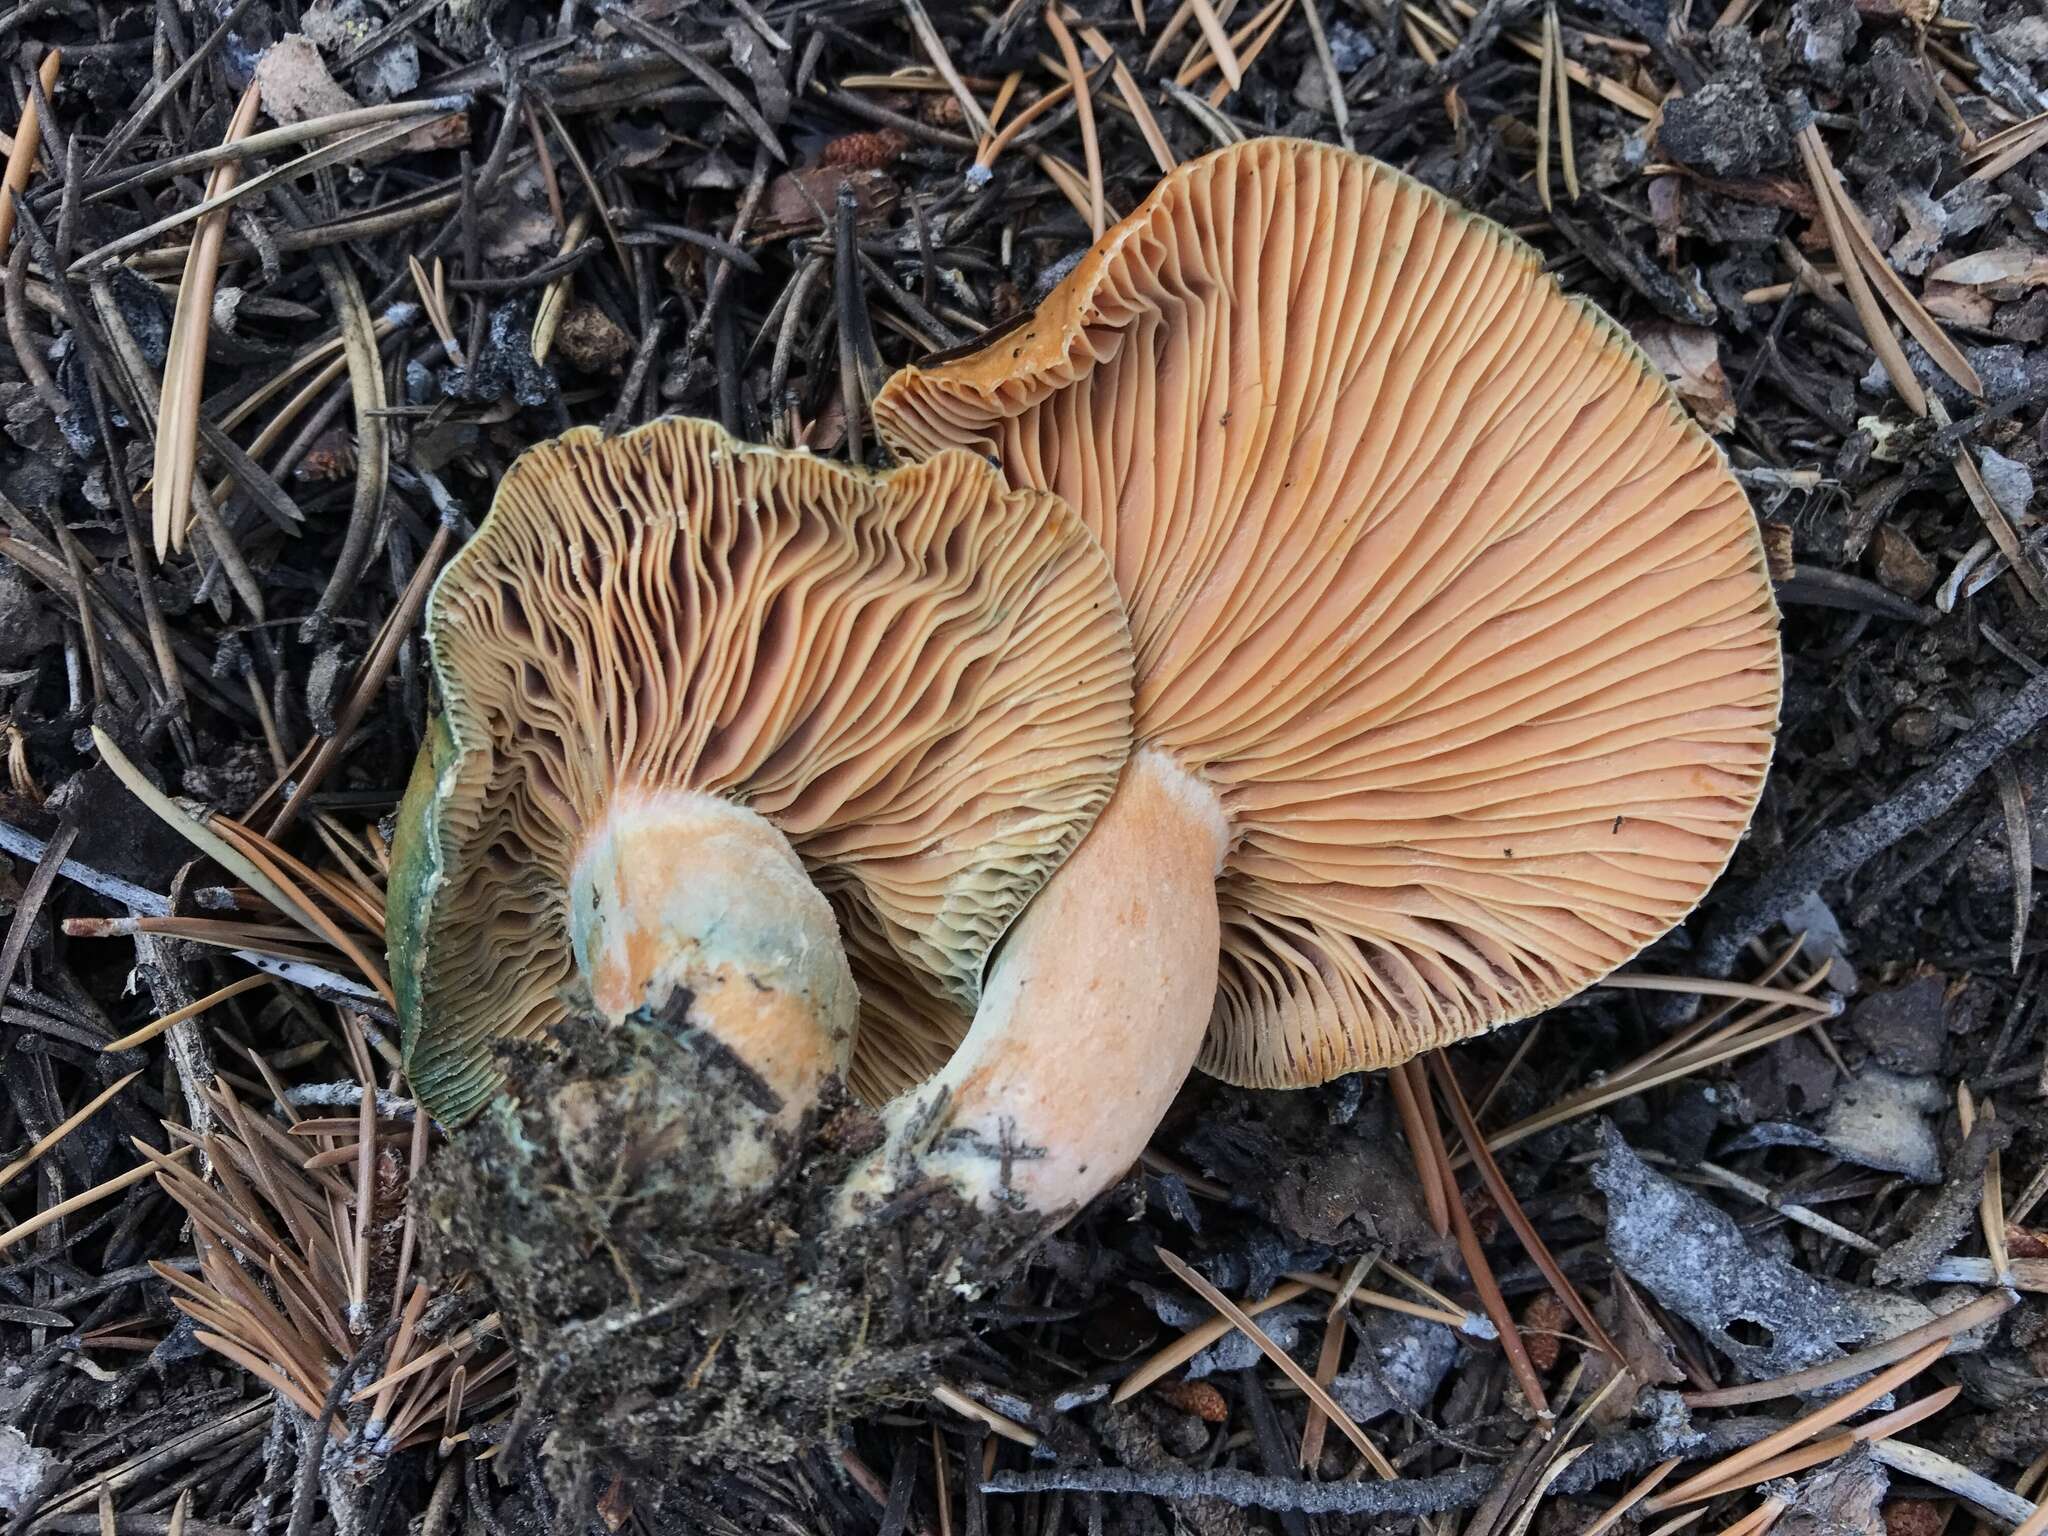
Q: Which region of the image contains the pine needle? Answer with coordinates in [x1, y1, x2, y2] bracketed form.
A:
[102, 973, 272, 1053]
[1599, 972, 1837, 1012]
[1390, 1057, 1451, 1237]
[1078, 24, 1177, 173]
[0, 50, 61, 256]
[1798, 122, 1982, 401]
[1183, 0, 1245, 86]
[1427, 1051, 1624, 1367]
[972, 82, 1074, 173]
[407, 254, 463, 367]
[1283, 1268, 1476, 1332]
[1964, 109, 2048, 183]
[1205, 0, 1294, 104]
[1043, 6, 1103, 240]
[1664, 1385, 1959, 1504]
[1960, 1087, 2012, 1284]
[1114, 1278, 1313, 1400]
[1408, 1079, 1552, 1419]
[1535, 6, 1555, 211]
[1549, 5, 1578, 200]
[1497, 28, 1657, 117]
[1652, 1341, 1949, 1507]
[899, 0, 994, 135]
[92, 726, 320, 935]
[1579, 1459, 1682, 1536]
[0, 1144, 192, 1251]
[930, 1383, 1040, 1446]
[1299, 0, 1354, 148]
[152, 80, 261, 558]
[0, 1070, 141, 1191]
[1485, 1010, 1827, 1156]
[1156, 1246, 1398, 1476]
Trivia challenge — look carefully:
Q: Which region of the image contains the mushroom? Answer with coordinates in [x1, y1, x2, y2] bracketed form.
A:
[866, 139, 1782, 1216]
[389, 417, 1135, 1160]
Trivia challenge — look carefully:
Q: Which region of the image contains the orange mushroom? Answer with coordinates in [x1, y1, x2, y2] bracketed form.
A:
[389, 418, 1133, 1158]
[865, 139, 1782, 1215]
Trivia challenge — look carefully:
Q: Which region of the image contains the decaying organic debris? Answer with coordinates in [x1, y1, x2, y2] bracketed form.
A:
[421, 1009, 1041, 1472]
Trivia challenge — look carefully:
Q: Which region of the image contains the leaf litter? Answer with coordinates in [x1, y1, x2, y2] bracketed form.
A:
[3, 0, 2048, 1530]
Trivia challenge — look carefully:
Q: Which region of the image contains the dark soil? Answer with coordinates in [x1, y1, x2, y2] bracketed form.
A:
[424, 1004, 1039, 1477]
[3, 0, 2048, 1533]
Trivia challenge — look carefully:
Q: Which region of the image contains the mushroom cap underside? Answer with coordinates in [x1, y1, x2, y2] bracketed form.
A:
[875, 137, 1783, 1088]
[389, 416, 1134, 1123]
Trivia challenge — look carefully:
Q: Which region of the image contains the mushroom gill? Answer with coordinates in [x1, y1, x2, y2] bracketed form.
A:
[867, 139, 1781, 1213]
[389, 417, 1133, 1129]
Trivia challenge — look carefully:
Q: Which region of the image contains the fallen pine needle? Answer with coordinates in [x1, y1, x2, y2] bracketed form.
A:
[1682, 1289, 2012, 1407]
[1599, 972, 1837, 1012]
[931, 1382, 1039, 1446]
[1157, 1246, 1398, 1477]
[1390, 1056, 1451, 1236]
[1078, 23, 1176, 174]
[1283, 1269, 1479, 1333]
[102, 973, 273, 1053]
[0, 1144, 193, 1251]
[1180, 0, 1245, 87]
[1798, 122, 1982, 401]
[1373, 1258, 1475, 1322]
[1043, 7, 1102, 240]
[1549, 4, 1578, 200]
[0, 1070, 140, 1191]
[1654, 1340, 1949, 1507]
[1536, 4, 1555, 210]
[1428, 1050, 1623, 1367]
[0, 51, 61, 256]
[1409, 1083, 1552, 1419]
[1960, 1087, 2011, 1286]
[899, 0, 993, 136]
[350, 1313, 503, 1402]
[1115, 1278, 1313, 1400]
[1580, 1458, 1682, 1536]
[1487, 1010, 1824, 1155]
[1712, 1496, 1788, 1536]
[153, 82, 264, 557]
[1666, 1384, 1960, 1505]
[1965, 110, 2048, 183]
[1205, 0, 1294, 104]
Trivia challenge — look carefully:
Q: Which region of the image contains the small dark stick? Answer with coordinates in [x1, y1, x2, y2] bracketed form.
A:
[981, 1462, 1500, 1515]
[284, 1317, 403, 1536]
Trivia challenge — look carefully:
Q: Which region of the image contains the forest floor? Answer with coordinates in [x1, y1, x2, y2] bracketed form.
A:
[2, 0, 2048, 1532]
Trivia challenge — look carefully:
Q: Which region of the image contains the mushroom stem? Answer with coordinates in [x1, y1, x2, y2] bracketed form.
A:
[852, 748, 1229, 1217]
[569, 791, 857, 1145]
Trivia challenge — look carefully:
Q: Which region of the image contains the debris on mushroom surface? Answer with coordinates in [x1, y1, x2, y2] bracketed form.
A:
[421, 1008, 1048, 1471]
[867, 138, 1784, 1219]
[389, 414, 1133, 1133]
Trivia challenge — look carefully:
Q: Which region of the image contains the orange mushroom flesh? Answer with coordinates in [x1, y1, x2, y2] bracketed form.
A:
[865, 139, 1782, 1216]
[389, 418, 1134, 1164]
